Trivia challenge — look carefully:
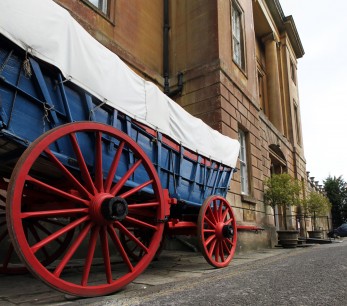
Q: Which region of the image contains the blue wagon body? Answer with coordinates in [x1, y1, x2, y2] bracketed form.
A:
[0, 36, 233, 209]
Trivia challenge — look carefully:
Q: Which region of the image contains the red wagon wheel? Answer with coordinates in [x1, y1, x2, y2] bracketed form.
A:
[197, 195, 237, 268]
[0, 185, 73, 274]
[6, 122, 165, 297]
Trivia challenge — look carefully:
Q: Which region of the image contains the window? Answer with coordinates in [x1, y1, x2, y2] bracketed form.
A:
[231, 2, 245, 70]
[238, 130, 249, 195]
[86, 0, 109, 15]
[257, 69, 266, 114]
[293, 102, 301, 145]
[290, 59, 296, 84]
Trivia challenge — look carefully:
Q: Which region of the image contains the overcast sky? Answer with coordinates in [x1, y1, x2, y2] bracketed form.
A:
[280, 0, 347, 185]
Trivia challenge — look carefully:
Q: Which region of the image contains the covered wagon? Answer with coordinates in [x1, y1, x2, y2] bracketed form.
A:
[0, 0, 240, 297]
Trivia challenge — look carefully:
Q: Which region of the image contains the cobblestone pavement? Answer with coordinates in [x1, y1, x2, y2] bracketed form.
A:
[0, 240, 344, 305]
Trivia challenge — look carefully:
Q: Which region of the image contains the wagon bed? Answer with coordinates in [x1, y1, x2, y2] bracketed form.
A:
[0, 0, 240, 297]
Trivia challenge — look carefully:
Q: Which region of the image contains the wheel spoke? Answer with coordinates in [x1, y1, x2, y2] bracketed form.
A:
[224, 217, 234, 226]
[204, 215, 216, 229]
[105, 141, 125, 192]
[207, 206, 217, 225]
[31, 215, 90, 254]
[0, 194, 6, 203]
[219, 242, 225, 262]
[221, 208, 229, 223]
[222, 239, 231, 254]
[41, 218, 69, 228]
[125, 216, 157, 231]
[94, 131, 104, 192]
[44, 148, 92, 199]
[218, 201, 224, 222]
[110, 159, 142, 196]
[213, 200, 219, 222]
[81, 225, 99, 286]
[214, 241, 220, 262]
[69, 133, 96, 194]
[27, 223, 50, 259]
[32, 221, 65, 246]
[54, 222, 92, 277]
[205, 233, 216, 247]
[129, 243, 138, 253]
[26, 175, 89, 206]
[208, 238, 217, 258]
[107, 225, 134, 272]
[225, 238, 234, 247]
[119, 179, 153, 199]
[100, 226, 113, 284]
[21, 208, 88, 219]
[115, 221, 149, 254]
[2, 243, 15, 269]
[128, 201, 159, 209]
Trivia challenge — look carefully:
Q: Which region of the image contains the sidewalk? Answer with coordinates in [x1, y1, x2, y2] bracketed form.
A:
[0, 243, 333, 305]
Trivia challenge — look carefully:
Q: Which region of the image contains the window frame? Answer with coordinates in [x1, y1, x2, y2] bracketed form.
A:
[81, 0, 115, 23]
[238, 129, 250, 195]
[290, 59, 296, 85]
[231, 1, 246, 71]
[293, 101, 302, 146]
[257, 64, 268, 115]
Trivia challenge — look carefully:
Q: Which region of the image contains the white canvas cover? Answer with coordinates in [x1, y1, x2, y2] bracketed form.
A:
[0, 0, 240, 167]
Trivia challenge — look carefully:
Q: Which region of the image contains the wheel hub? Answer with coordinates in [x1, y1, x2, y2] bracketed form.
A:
[101, 196, 128, 221]
[222, 225, 234, 238]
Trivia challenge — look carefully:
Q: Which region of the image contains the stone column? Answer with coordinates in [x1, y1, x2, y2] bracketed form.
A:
[263, 33, 284, 134]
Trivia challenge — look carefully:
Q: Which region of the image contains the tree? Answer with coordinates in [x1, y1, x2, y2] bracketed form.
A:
[264, 173, 301, 230]
[323, 176, 347, 228]
[303, 191, 331, 230]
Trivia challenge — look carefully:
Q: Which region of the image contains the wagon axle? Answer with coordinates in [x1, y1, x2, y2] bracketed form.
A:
[101, 196, 128, 221]
[222, 224, 234, 239]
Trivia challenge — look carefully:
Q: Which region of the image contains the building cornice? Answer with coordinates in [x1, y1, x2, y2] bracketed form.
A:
[264, 0, 305, 58]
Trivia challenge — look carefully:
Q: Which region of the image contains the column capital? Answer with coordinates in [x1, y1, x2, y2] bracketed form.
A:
[261, 32, 279, 44]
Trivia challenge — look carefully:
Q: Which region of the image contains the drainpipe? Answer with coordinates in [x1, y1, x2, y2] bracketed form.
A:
[163, 0, 183, 97]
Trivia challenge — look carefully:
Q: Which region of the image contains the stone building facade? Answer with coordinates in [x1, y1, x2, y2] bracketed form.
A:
[55, 0, 307, 250]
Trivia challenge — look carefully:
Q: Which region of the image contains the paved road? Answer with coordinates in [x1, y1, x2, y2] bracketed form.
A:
[0, 241, 346, 305]
[95, 242, 347, 306]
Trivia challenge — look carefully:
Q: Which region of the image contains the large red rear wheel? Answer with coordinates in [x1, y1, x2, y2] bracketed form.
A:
[197, 195, 237, 268]
[6, 122, 165, 297]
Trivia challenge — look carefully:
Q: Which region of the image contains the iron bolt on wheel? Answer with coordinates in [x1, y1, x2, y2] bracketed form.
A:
[6, 122, 165, 297]
[197, 195, 237, 268]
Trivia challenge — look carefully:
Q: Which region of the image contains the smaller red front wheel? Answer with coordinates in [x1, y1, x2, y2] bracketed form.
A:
[197, 196, 237, 268]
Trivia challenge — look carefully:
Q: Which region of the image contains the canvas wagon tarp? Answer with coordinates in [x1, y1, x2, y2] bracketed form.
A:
[0, 0, 240, 167]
